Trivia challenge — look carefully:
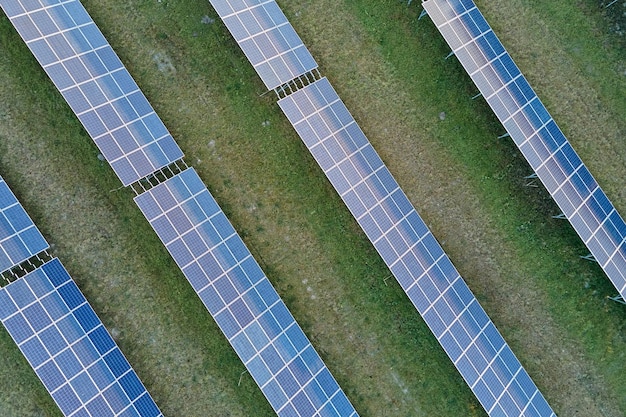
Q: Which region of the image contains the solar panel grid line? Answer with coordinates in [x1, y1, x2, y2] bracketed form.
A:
[0, 257, 163, 417]
[208, 0, 318, 90]
[0, 178, 49, 274]
[423, 0, 626, 299]
[278, 77, 557, 416]
[0, 0, 184, 186]
[134, 167, 358, 417]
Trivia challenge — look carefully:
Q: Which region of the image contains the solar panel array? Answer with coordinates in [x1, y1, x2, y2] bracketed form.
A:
[0, 0, 184, 186]
[278, 77, 556, 417]
[2, 1, 359, 414]
[134, 167, 357, 417]
[0, 178, 49, 274]
[0, 258, 163, 417]
[422, 0, 626, 299]
[208, 0, 318, 90]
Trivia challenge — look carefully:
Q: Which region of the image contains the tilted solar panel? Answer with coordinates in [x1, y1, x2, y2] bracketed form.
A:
[0, 178, 48, 274]
[278, 77, 556, 417]
[0, 0, 184, 186]
[208, 0, 318, 90]
[422, 0, 626, 299]
[0, 258, 163, 417]
[134, 168, 357, 417]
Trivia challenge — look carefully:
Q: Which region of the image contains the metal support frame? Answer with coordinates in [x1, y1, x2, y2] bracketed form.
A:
[445, 50, 455, 60]
[580, 254, 597, 263]
[498, 132, 510, 139]
[552, 213, 567, 220]
[608, 294, 625, 305]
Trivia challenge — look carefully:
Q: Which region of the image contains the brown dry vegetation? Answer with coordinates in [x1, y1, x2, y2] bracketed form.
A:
[0, 0, 624, 416]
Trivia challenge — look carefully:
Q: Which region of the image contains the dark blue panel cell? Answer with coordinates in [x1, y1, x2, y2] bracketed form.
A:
[242, 287, 266, 316]
[248, 355, 272, 386]
[88, 359, 115, 390]
[7, 278, 35, 308]
[198, 285, 225, 316]
[230, 298, 254, 328]
[256, 279, 280, 308]
[331, 391, 355, 414]
[23, 270, 52, 299]
[182, 230, 208, 258]
[298, 344, 323, 376]
[212, 212, 236, 240]
[276, 368, 300, 398]
[226, 235, 250, 262]
[215, 308, 240, 339]
[263, 379, 288, 410]
[314, 367, 339, 398]
[374, 236, 398, 265]
[183, 262, 208, 292]
[103, 381, 131, 413]
[214, 274, 238, 304]
[71, 371, 99, 403]
[56, 347, 83, 379]
[227, 266, 251, 294]
[230, 331, 256, 363]
[80, 23, 107, 49]
[23, 302, 51, 332]
[198, 251, 223, 280]
[150, 216, 177, 245]
[211, 243, 237, 271]
[456, 353, 479, 386]
[53, 383, 82, 415]
[88, 325, 115, 356]
[440, 330, 463, 362]
[3, 236, 29, 264]
[104, 348, 131, 378]
[86, 395, 114, 417]
[0, 289, 18, 320]
[244, 321, 270, 352]
[261, 344, 285, 374]
[473, 378, 496, 411]
[4, 204, 31, 231]
[423, 308, 446, 338]
[467, 299, 490, 329]
[37, 359, 66, 392]
[270, 333, 295, 364]
[58, 281, 85, 310]
[258, 309, 282, 340]
[303, 379, 327, 409]
[40, 292, 69, 321]
[285, 324, 308, 354]
[514, 76, 535, 102]
[482, 367, 505, 398]
[181, 199, 206, 225]
[133, 393, 161, 417]
[270, 302, 294, 331]
[288, 355, 313, 386]
[120, 371, 145, 401]
[292, 390, 316, 416]
[73, 336, 100, 367]
[74, 304, 100, 333]
[167, 239, 193, 267]
[370, 204, 392, 233]
[21, 336, 49, 368]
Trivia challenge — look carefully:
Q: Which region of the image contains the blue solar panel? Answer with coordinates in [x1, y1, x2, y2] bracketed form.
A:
[278, 77, 556, 417]
[0, 178, 48, 273]
[134, 168, 357, 417]
[423, 0, 626, 300]
[208, 0, 318, 90]
[0, 258, 163, 417]
[0, 0, 184, 186]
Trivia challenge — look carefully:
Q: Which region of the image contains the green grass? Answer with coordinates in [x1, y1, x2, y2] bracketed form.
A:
[0, 0, 624, 416]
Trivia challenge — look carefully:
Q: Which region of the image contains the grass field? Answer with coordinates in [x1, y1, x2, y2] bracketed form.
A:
[0, 0, 624, 416]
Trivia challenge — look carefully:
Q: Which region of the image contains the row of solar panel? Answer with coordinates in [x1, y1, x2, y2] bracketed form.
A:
[0, 255, 162, 417]
[0, 178, 49, 274]
[134, 167, 358, 416]
[423, 0, 626, 299]
[277, 77, 556, 417]
[1, 0, 184, 186]
[208, 0, 318, 90]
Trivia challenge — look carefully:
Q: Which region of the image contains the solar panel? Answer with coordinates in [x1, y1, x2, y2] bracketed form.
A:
[0, 0, 184, 186]
[0, 178, 48, 274]
[134, 168, 357, 417]
[208, 0, 318, 90]
[422, 0, 626, 299]
[278, 77, 556, 417]
[0, 258, 163, 417]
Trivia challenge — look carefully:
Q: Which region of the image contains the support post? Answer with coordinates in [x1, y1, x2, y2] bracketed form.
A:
[608, 294, 625, 305]
[418, 9, 428, 19]
[471, 92, 482, 100]
[498, 132, 510, 139]
[552, 213, 566, 219]
[445, 51, 455, 60]
[580, 254, 597, 262]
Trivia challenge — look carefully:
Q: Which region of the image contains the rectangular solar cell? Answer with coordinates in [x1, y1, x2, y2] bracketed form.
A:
[208, 0, 318, 90]
[423, 0, 626, 299]
[0, 258, 163, 417]
[0, 177, 48, 274]
[134, 168, 357, 417]
[278, 77, 556, 417]
[0, 0, 184, 186]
